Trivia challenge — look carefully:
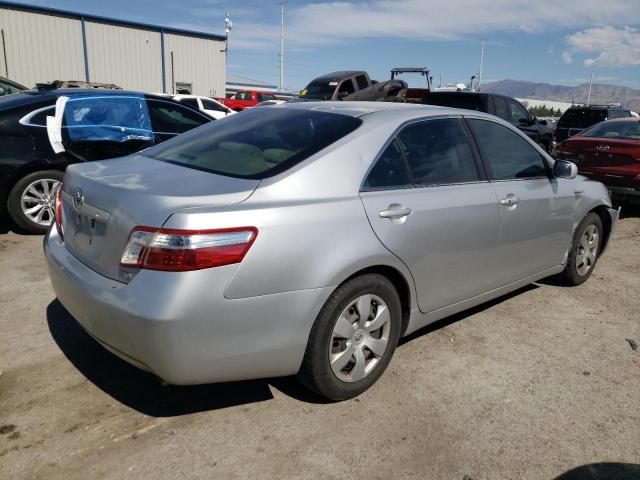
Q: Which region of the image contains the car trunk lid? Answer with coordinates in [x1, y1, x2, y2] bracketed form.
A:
[60, 154, 259, 282]
[566, 137, 640, 188]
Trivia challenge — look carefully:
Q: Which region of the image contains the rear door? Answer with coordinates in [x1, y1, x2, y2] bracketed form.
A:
[467, 117, 574, 285]
[360, 117, 501, 314]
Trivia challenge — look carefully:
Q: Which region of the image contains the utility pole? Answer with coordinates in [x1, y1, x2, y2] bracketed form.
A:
[279, 2, 285, 92]
[586, 67, 594, 105]
[477, 39, 485, 92]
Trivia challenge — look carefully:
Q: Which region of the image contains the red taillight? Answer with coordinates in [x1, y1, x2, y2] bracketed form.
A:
[120, 226, 258, 271]
[54, 185, 64, 239]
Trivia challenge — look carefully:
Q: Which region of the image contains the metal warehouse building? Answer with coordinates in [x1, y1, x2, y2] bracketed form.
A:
[0, 1, 226, 97]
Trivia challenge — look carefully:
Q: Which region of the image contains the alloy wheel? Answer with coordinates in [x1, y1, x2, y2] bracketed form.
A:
[20, 178, 60, 227]
[329, 294, 391, 383]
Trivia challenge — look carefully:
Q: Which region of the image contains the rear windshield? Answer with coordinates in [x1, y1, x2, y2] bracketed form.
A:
[423, 93, 482, 111]
[142, 108, 362, 179]
[558, 108, 607, 128]
[581, 120, 640, 140]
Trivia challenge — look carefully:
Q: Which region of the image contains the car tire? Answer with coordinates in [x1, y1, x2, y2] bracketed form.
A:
[556, 212, 603, 286]
[7, 170, 63, 234]
[298, 274, 402, 401]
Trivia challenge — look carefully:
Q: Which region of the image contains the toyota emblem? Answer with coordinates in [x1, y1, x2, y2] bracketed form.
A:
[72, 187, 84, 210]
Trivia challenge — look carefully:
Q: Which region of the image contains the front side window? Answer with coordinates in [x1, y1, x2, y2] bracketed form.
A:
[338, 79, 355, 97]
[257, 93, 276, 102]
[147, 99, 210, 134]
[397, 118, 480, 186]
[363, 139, 411, 190]
[469, 119, 548, 180]
[143, 108, 362, 179]
[355, 75, 369, 90]
[509, 100, 530, 123]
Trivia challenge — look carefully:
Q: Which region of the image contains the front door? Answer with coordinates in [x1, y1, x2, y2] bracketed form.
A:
[360, 117, 502, 314]
[467, 118, 575, 285]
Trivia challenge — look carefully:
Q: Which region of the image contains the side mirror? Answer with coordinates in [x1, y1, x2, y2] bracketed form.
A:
[337, 91, 349, 100]
[553, 159, 578, 179]
[518, 117, 534, 125]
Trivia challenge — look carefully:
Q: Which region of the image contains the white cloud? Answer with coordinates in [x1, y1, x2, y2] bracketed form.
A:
[561, 51, 573, 64]
[171, 0, 640, 50]
[565, 26, 640, 67]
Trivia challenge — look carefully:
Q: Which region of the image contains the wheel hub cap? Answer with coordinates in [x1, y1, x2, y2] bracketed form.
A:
[329, 294, 391, 383]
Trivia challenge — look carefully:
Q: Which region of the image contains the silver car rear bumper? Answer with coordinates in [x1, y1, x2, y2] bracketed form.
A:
[44, 227, 332, 385]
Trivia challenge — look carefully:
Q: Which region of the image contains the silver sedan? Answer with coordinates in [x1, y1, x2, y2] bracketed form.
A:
[45, 101, 618, 400]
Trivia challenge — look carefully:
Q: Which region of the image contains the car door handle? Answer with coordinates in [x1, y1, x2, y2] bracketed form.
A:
[499, 196, 520, 206]
[379, 206, 413, 219]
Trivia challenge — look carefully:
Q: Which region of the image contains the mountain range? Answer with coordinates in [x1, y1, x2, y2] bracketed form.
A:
[482, 79, 640, 112]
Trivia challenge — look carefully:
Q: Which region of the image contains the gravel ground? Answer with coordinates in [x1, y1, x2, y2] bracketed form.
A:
[1, 212, 639, 480]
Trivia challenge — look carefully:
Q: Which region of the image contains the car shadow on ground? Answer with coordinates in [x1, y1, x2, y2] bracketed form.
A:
[554, 462, 640, 480]
[618, 203, 640, 219]
[46, 300, 281, 416]
[399, 284, 538, 346]
[47, 286, 539, 415]
[0, 216, 33, 235]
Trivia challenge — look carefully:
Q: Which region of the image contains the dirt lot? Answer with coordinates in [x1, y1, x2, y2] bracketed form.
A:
[1, 212, 639, 480]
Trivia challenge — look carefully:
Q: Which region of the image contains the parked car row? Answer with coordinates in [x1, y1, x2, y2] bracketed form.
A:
[0, 87, 213, 233]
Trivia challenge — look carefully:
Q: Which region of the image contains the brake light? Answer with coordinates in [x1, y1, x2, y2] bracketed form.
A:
[54, 185, 64, 239]
[120, 226, 258, 271]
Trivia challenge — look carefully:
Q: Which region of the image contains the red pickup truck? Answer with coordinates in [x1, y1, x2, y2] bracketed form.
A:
[218, 90, 278, 111]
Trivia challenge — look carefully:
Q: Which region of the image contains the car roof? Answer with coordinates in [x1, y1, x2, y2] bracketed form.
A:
[310, 71, 367, 82]
[0, 88, 177, 111]
[566, 104, 623, 111]
[598, 117, 640, 123]
[277, 100, 493, 121]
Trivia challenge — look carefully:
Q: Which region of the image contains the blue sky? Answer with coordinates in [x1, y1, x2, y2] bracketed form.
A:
[14, 0, 640, 91]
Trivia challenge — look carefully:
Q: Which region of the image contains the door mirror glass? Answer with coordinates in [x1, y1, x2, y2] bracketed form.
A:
[553, 160, 578, 179]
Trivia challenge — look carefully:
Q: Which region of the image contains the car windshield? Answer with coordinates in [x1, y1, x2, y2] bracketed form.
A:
[299, 81, 337, 100]
[142, 108, 363, 179]
[424, 93, 482, 111]
[559, 109, 607, 128]
[581, 121, 640, 140]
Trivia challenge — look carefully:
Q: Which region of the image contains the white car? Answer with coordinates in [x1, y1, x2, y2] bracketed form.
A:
[172, 94, 235, 120]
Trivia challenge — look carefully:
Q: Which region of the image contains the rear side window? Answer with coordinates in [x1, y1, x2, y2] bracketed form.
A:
[143, 108, 362, 179]
[425, 93, 482, 111]
[469, 119, 548, 180]
[397, 118, 480, 186]
[363, 139, 411, 190]
[178, 98, 199, 110]
[558, 108, 607, 128]
[492, 97, 509, 121]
